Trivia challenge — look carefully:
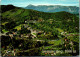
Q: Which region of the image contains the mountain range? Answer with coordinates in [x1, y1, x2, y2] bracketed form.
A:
[25, 4, 79, 14]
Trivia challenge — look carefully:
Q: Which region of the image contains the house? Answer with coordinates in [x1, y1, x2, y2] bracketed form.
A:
[31, 30, 37, 38]
[9, 34, 13, 39]
[65, 44, 67, 47]
[61, 32, 64, 35]
[23, 24, 29, 28]
[30, 29, 44, 38]
[12, 32, 17, 35]
[21, 34, 23, 37]
[64, 38, 68, 41]
[25, 20, 37, 24]
[27, 27, 31, 30]
[24, 34, 32, 38]
[24, 34, 29, 38]
[51, 53, 54, 56]
[25, 21, 27, 23]
[49, 19, 53, 21]
[37, 31, 43, 35]
[75, 27, 78, 29]
[70, 40, 74, 46]
[32, 35, 36, 39]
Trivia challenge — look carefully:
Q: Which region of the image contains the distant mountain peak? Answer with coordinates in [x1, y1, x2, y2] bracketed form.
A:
[28, 4, 35, 6]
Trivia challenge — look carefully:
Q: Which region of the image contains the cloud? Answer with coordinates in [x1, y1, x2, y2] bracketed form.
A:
[1, 0, 79, 7]
[12, 1, 79, 7]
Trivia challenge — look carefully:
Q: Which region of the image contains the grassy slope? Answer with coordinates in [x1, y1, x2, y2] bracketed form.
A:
[1, 5, 79, 33]
[1, 5, 77, 22]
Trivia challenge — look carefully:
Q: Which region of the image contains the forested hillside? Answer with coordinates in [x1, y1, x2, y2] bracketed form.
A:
[1, 5, 79, 33]
[1, 5, 79, 56]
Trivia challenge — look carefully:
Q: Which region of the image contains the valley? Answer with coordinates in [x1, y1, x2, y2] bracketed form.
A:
[1, 5, 79, 56]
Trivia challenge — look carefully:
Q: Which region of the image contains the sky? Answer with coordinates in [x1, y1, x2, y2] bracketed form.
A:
[1, 0, 79, 7]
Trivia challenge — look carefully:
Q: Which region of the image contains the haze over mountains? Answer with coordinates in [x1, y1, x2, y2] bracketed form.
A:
[25, 4, 79, 14]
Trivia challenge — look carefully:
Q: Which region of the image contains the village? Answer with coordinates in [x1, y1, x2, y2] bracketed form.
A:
[1, 19, 78, 56]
